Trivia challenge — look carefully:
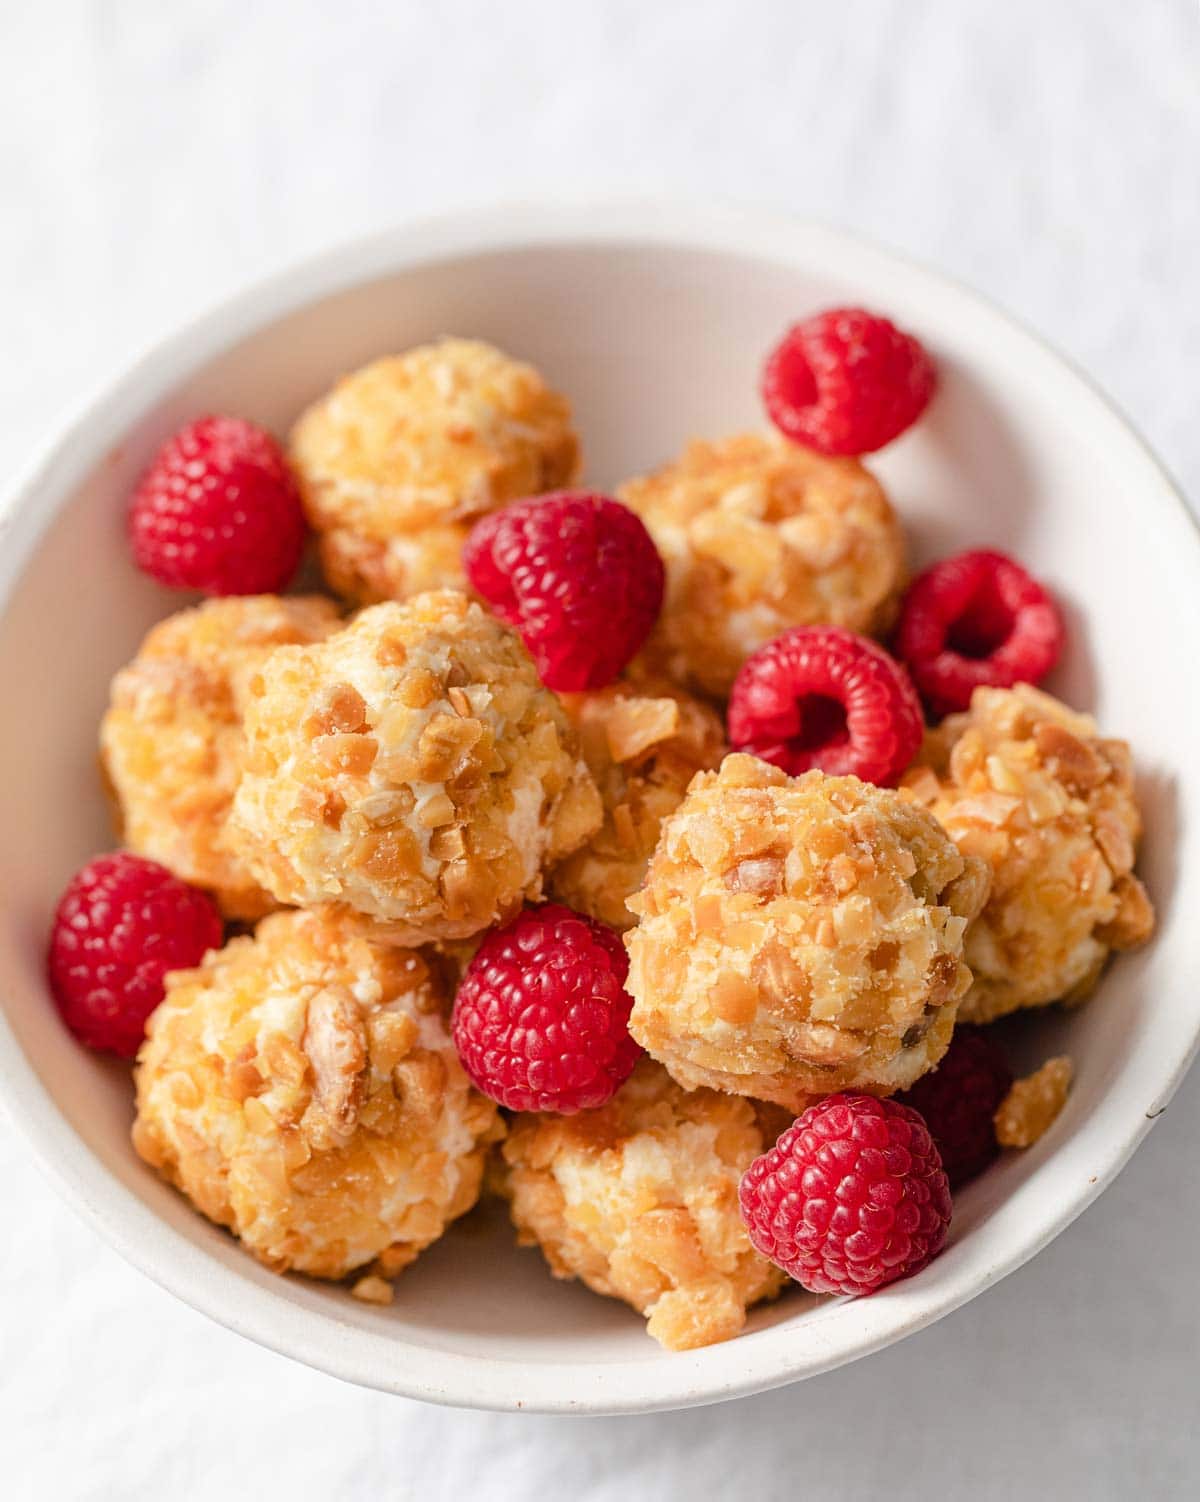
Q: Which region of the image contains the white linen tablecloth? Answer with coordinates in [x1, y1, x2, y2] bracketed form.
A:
[2, 3, 1198, 1496]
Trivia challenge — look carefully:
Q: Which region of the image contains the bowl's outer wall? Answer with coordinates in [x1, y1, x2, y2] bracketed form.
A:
[0, 206, 1196, 1413]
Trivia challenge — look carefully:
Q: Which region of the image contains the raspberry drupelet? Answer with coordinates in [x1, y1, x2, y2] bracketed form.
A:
[452, 904, 641, 1114]
[901, 684, 1153, 1022]
[618, 433, 905, 697]
[101, 595, 341, 919]
[227, 592, 601, 945]
[549, 669, 727, 930]
[497, 1059, 790, 1350]
[133, 908, 502, 1286]
[289, 340, 580, 607]
[739, 1093, 952, 1296]
[625, 754, 990, 1112]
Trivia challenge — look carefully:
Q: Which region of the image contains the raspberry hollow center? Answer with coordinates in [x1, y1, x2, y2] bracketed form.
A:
[770, 341, 819, 411]
[727, 625, 924, 787]
[946, 574, 1016, 659]
[790, 692, 850, 758]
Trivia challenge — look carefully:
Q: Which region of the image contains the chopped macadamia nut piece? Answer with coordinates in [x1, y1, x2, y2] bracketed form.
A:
[994, 1056, 1073, 1148]
[351, 1274, 395, 1305]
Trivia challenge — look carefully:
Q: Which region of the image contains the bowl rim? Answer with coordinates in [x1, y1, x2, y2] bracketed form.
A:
[2, 198, 1197, 1415]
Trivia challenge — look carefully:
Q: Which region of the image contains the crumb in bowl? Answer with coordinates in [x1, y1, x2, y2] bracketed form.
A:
[994, 1057, 1074, 1148]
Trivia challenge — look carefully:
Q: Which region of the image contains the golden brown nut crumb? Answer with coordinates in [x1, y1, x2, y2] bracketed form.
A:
[902, 685, 1154, 1022]
[100, 595, 341, 919]
[132, 908, 503, 1281]
[625, 754, 989, 1111]
[350, 1274, 395, 1305]
[994, 1056, 1073, 1147]
[289, 339, 580, 606]
[228, 592, 601, 943]
[548, 670, 727, 930]
[497, 1059, 788, 1351]
[618, 433, 905, 696]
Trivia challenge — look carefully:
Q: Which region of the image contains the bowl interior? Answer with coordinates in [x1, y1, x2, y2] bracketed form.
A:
[1, 216, 1196, 1413]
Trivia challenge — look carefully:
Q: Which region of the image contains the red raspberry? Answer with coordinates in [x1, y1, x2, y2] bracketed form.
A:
[894, 548, 1065, 716]
[47, 853, 223, 1058]
[451, 903, 642, 1113]
[897, 1027, 1013, 1188]
[739, 1093, 952, 1297]
[762, 308, 937, 456]
[463, 492, 665, 690]
[129, 416, 306, 595]
[727, 625, 923, 787]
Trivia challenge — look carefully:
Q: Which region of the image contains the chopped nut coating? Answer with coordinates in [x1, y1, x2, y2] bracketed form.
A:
[497, 1060, 788, 1350]
[903, 685, 1153, 1021]
[101, 595, 341, 919]
[133, 908, 502, 1280]
[626, 754, 988, 1110]
[549, 670, 727, 929]
[619, 433, 904, 695]
[229, 592, 601, 943]
[290, 339, 580, 605]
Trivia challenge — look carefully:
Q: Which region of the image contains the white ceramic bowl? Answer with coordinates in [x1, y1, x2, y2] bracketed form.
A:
[1, 203, 1196, 1415]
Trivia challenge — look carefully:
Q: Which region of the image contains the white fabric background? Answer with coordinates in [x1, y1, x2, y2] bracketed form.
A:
[2, 2, 1198, 1497]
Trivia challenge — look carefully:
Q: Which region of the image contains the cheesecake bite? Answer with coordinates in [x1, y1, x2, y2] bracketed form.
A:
[902, 684, 1154, 1022]
[100, 595, 341, 919]
[497, 1059, 789, 1350]
[549, 671, 727, 929]
[289, 339, 580, 605]
[625, 754, 989, 1111]
[228, 592, 601, 943]
[618, 433, 905, 696]
[132, 908, 502, 1282]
